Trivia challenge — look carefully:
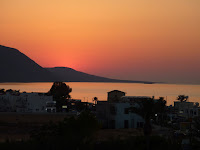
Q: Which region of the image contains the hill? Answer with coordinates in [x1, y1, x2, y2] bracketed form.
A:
[0, 45, 154, 84]
[0, 45, 54, 82]
[46, 67, 153, 83]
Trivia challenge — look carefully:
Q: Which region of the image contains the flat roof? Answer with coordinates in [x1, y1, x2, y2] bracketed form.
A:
[121, 96, 151, 99]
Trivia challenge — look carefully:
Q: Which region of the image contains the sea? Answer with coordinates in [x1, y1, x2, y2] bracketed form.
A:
[0, 82, 200, 106]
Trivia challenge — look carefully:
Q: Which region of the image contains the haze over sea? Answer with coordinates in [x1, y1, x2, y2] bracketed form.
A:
[0, 82, 200, 106]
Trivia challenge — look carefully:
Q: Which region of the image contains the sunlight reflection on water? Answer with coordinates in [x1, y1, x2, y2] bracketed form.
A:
[0, 82, 200, 105]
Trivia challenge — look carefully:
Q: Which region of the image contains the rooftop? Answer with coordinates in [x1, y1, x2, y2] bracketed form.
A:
[108, 90, 126, 94]
[121, 96, 151, 99]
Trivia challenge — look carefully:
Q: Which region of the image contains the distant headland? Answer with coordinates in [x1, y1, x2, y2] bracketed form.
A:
[0, 45, 154, 84]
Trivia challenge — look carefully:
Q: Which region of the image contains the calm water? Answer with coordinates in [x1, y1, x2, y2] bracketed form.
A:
[0, 82, 200, 106]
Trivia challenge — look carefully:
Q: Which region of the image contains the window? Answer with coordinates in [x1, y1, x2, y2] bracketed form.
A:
[47, 108, 51, 113]
[190, 110, 193, 115]
[131, 119, 135, 128]
[111, 120, 115, 129]
[194, 111, 197, 115]
[110, 106, 116, 115]
[137, 122, 140, 128]
[137, 122, 144, 128]
[124, 120, 129, 128]
[124, 108, 129, 114]
[140, 122, 144, 128]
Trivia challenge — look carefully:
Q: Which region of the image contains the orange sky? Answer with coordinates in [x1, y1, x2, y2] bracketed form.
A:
[0, 0, 200, 84]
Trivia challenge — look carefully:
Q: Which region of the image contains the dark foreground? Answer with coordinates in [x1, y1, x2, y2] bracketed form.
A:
[0, 112, 199, 150]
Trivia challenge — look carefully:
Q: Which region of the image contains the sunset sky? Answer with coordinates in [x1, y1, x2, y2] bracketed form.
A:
[1, 0, 200, 84]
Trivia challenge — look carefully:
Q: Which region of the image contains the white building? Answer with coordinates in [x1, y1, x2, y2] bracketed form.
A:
[46, 101, 56, 113]
[121, 96, 152, 103]
[174, 101, 200, 118]
[0, 91, 20, 111]
[0, 91, 55, 113]
[96, 90, 145, 129]
[96, 101, 145, 129]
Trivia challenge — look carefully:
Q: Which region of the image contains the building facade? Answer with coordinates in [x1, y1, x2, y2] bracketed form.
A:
[96, 90, 145, 129]
[0, 91, 55, 113]
[174, 101, 200, 118]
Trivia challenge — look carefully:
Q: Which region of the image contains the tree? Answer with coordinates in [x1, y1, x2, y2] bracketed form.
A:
[30, 110, 99, 149]
[129, 98, 167, 150]
[192, 117, 200, 139]
[193, 117, 200, 131]
[177, 95, 189, 102]
[154, 97, 167, 125]
[48, 82, 72, 112]
[0, 89, 5, 94]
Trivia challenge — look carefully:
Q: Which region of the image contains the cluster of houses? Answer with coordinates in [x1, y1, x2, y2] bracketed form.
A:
[173, 101, 200, 119]
[0, 90, 56, 113]
[0, 89, 200, 130]
[96, 90, 200, 130]
[0, 89, 92, 113]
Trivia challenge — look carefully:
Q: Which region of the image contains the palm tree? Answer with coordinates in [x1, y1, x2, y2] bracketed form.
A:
[154, 97, 167, 125]
[177, 95, 189, 102]
[130, 97, 167, 150]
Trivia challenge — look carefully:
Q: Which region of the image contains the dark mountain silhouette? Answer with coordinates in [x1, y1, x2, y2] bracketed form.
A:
[46, 67, 153, 83]
[0, 45, 154, 83]
[0, 45, 54, 82]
